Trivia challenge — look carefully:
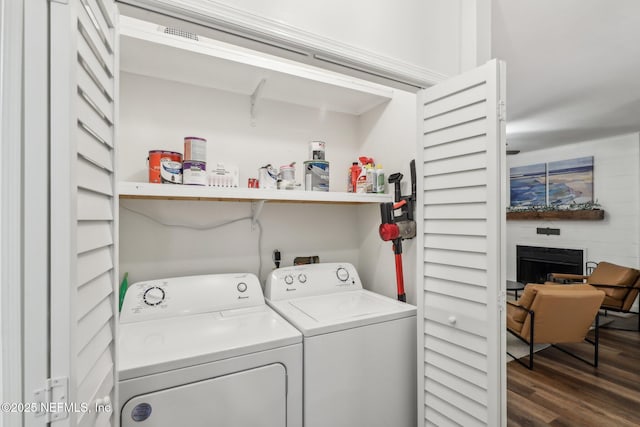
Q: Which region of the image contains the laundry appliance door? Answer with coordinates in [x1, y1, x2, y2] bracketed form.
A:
[121, 363, 287, 426]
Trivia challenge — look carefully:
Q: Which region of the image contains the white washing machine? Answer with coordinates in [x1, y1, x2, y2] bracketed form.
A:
[118, 273, 302, 427]
[264, 263, 417, 427]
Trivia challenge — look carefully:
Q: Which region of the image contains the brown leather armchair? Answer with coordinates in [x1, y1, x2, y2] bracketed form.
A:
[548, 261, 640, 330]
[507, 283, 605, 369]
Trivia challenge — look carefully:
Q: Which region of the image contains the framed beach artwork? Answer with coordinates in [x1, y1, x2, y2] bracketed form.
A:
[547, 156, 594, 205]
[509, 163, 547, 207]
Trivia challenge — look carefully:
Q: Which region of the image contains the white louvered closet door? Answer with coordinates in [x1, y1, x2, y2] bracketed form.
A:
[417, 59, 507, 426]
[50, 0, 118, 426]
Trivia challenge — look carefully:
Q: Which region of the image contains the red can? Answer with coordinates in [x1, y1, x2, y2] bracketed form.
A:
[148, 150, 182, 183]
[248, 178, 258, 188]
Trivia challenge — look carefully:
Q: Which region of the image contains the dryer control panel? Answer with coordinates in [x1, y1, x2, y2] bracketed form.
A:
[120, 273, 264, 323]
[264, 262, 362, 301]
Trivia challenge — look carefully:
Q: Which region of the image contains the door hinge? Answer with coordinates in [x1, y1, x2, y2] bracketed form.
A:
[33, 376, 70, 423]
[498, 290, 506, 312]
[497, 99, 506, 122]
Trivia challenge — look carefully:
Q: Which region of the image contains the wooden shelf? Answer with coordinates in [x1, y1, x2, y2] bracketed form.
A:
[119, 16, 393, 115]
[506, 209, 605, 221]
[119, 182, 393, 204]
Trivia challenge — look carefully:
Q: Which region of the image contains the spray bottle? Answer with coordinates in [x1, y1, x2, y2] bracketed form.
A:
[357, 157, 374, 193]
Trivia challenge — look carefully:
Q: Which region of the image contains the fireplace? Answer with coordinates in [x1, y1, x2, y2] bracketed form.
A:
[516, 245, 583, 284]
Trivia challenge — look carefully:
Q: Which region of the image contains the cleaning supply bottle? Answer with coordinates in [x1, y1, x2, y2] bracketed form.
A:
[375, 164, 385, 193]
[366, 163, 376, 193]
[356, 156, 373, 193]
[348, 162, 360, 192]
[356, 165, 368, 193]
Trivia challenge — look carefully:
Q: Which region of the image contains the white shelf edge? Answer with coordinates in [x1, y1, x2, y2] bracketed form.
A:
[119, 182, 393, 204]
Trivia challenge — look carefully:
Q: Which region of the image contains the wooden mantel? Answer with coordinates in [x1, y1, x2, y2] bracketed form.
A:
[506, 209, 605, 221]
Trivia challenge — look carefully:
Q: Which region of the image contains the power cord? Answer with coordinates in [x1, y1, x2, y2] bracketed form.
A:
[273, 249, 281, 268]
[121, 204, 264, 281]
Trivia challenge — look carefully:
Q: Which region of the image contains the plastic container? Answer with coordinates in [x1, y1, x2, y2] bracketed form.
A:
[348, 162, 360, 192]
[304, 160, 329, 191]
[184, 137, 207, 162]
[375, 164, 385, 193]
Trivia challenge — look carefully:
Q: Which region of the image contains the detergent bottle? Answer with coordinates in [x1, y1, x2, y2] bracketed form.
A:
[356, 157, 373, 193]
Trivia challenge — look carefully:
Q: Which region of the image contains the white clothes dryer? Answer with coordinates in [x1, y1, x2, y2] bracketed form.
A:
[118, 273, 302, 427]
[264, 263, 417, 427]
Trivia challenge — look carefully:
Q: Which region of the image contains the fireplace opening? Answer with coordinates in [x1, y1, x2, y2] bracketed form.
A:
[516, 245, 583, 284]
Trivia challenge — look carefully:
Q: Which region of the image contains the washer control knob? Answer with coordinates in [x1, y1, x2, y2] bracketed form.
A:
[336, 267, 350, 282]
[237, 282, 248, 293]
[143, 286, 165, 306]
[298, 274, 307, 283]
[284, 275, 294, 285]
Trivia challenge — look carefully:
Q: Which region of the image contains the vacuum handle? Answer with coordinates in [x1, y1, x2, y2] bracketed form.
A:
[388, 172, 403, 203]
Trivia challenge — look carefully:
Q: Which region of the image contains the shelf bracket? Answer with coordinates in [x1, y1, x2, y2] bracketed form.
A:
[250, 78, 267, 126]
[251, 199, 266, 229]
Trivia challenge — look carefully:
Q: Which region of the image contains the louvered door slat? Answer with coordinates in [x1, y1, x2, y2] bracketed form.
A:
[77, 221, 113, 254]
[418, 59, 506, 426]
[425, 351, 488, 389]
[84, 0, 114, 53]
[77, 94, 112, 144]
[77, 272, 112, 319]
[78, 63, 113, 124]
[78, 126, 113, 171]
[423, 83, 487, 119]
[77, 35, 113, 105]
[77, 350, 112, 405]
[77, 296, 113, 352]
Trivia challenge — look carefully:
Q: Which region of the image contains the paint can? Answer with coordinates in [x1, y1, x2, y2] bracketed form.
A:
[278, 163, 296, 190]
[309, 141, 325, 160]
[304, 160, 329, 191]
[183, 160, 207, 185]
[160, 160, 183, 184]
[148, 150, 182, 183]
[258, 164, 277, 189]
[184, 137, 207, 162]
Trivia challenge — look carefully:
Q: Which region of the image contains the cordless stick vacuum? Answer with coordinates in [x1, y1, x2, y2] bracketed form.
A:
[379, 160, 417, 302]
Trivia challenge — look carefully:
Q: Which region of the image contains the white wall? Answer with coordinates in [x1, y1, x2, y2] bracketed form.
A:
[119, 72, 418, 297]
[355, 90, 418, 302]
[507, 133, 640, 281]
[198, 0, 485, 77]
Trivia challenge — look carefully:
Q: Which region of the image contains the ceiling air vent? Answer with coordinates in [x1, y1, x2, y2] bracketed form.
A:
[162, 26, 199, 42]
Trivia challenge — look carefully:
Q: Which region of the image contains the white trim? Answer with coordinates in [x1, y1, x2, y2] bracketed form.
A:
[118, 0, 449, 87]
[415, 89, 426, 425]
[1, 1, 24, 426]
[483, 58, 507, 427]
[50, 1, 78, 425]
[498, 59, 508, 427]
[23, 1, 50, 426]
[113, 12, 121, 423]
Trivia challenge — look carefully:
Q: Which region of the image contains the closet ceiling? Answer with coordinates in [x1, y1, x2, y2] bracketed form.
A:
[492, 0, 640, 152]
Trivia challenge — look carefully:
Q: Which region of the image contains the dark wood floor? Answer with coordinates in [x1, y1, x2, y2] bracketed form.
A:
[507, 320, 640, 426]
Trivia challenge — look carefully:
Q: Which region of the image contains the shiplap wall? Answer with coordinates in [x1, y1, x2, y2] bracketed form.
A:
[507, 132, 640, 279]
